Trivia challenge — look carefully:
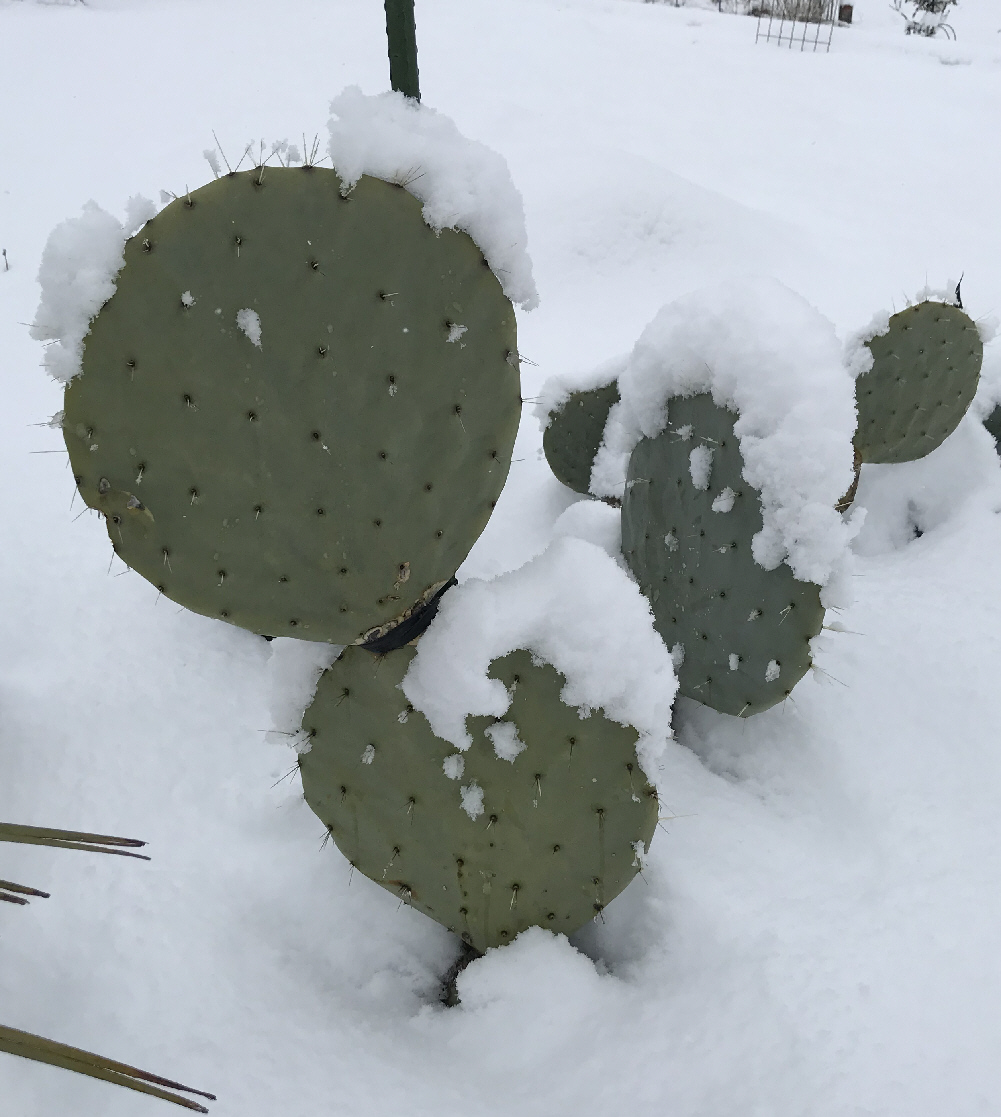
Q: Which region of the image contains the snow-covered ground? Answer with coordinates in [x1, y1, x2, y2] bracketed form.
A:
[3, 0, 1001, 1113]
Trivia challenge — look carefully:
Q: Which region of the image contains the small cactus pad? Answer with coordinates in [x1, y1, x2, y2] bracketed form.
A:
[621, 393, 824, 717]
[982, 403, 1001, 452]
[63, 167, 520, 643]
[856, 301, 982, 464]
[543, 381, 619, 494]
[299, 645, 658, 953]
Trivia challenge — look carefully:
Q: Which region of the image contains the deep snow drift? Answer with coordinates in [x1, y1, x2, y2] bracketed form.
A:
[3, 1, 1001, 1116]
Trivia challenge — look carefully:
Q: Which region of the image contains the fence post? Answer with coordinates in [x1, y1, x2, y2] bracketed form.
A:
[384, 0, 421, 101]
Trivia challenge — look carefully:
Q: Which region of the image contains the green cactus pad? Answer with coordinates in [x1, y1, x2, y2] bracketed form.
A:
[298, 645, 658, 953]
[63, 167, 520, 643]
[543, 381, 619, 494]
[856, 301, 982, 465]
[621, 393, 824, 717]
[982, 404, 1001, 451]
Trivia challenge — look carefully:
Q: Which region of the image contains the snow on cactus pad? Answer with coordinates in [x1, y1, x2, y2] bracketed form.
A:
[602, 277, 858, 715]
[57, 166, 521, 644]
[623, 393, 825, 716]
[299, 644, 658, 954]
[297, 537, 674, 952]
[593, 277, 859, 591]
[852, 299, 984, 465]
[537, 355, 625, 495]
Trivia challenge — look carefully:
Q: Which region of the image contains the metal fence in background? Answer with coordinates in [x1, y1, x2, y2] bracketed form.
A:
[753, 0, 837, 51]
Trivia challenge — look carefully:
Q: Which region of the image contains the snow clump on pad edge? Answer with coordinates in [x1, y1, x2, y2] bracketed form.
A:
[590, 276, 859, 599]
[844, 280, 998, 384]
[327, 86, 538, 311]
[400, 535, 677, 780]
[30, 195, 157, 383]
[533, 352, 628, 428]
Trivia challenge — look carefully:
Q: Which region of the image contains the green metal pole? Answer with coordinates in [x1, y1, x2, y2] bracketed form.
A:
[384, 0, 420, 101]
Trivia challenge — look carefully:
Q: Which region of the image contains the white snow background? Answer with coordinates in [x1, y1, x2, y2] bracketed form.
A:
[3, 0, 1001, 1114]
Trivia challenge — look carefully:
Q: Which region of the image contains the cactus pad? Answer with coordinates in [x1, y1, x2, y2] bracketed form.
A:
[63, 167, 520, 643]
[543, 381, 619, 494]
[856, 301, 982, 464]
[621, 393, 824, 717]
[298, 645, 658, 953]
[983, 404, 1001, 451]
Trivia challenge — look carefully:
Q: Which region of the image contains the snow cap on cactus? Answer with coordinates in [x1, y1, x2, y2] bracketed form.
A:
[846, 282, 997, 375]
[591, 276, 858, 597]
[846, 284, 990, 466]
[400, 535, 677, 778]
[327, 86, 538, 310]
[30, 195, 157, 384]
[534, 352, 628, 430]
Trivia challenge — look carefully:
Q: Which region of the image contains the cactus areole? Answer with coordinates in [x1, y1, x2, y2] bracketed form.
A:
[63, 167, 520, 644]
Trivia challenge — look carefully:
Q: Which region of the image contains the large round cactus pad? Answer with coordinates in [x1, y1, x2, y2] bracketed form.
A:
[621, 393, 824, 717]
[64, 167, 521, 643]
[299, 646, 658, 953]
[856, 301, 982, 465]
[543, 381, 619, 494]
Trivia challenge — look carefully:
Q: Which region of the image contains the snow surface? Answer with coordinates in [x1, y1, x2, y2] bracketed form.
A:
[591, 276, 859, 593]
[6, 1, 1001, 1116]
[327, 86, 538, 310]
[400, 536, 677, 777]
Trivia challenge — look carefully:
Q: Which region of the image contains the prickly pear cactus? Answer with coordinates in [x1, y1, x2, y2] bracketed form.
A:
[63, 167, 520, 644]
[983, 403, 1001, 451]
[543, 381, 619, 494]
[621, 393, 824, 717]
[856, 300, 982, 464]
[298, 645, 658, 953]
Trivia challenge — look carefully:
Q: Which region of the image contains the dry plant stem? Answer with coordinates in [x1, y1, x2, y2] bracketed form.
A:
[0, 1025, 216, 1112]
[835, 449, 863, 514]
[0, 823, 149, 859]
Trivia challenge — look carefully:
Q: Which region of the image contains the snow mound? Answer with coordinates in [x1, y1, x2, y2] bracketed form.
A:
[591, 276, 858, 591]
[400, 536, 676, 779]
[30, 195, 156, 383]
[327, 86, 538, 311]
[551, 498, 622, 559]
